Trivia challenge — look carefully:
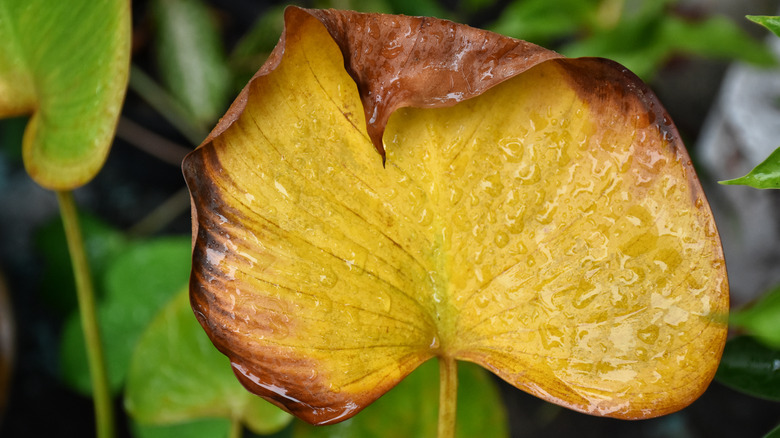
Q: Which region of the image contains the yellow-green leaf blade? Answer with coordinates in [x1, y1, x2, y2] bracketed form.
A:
[401, 58, 728, 418]
[184, 13, 439, 424]
[184, 7, 728, 425]
[0, 0, 130, 189]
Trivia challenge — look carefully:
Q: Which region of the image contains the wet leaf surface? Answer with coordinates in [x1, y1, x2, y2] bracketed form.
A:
[183, 7, 728, 425]
[125, 289, 292, 434]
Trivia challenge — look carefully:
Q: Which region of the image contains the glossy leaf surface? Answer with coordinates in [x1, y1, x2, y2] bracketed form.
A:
[715, 336, 780, 402]
[183, 7, 728, 425]
[0, 0, 130, 189]
[293, 361, 507, 438]
[125, 289, 292, 434]
[720, 146, 780, 189]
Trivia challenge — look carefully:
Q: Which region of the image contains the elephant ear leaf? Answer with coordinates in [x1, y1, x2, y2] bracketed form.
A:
[183, 6, 728, 425]
[0, 0, 130, 189]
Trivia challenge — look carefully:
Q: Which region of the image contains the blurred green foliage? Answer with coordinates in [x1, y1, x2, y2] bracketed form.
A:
[9, 1, 780, 438]
[714, 16, 780, 438]
[293, 361, 508, 438]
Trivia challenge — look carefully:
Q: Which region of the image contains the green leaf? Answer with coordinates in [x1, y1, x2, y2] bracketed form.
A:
[153, 0, 232, 131]
[132, 418, 232, 438]
[293, 360, 508, 438]
[564, 13, 773, 79]
[313, 0, 392, 14]
[747, 15, 780, 38]
[715, 336, 780, 402]
[125, 289, 292, 435]
[660, 15, 774, 67]
[0, 0, 130, 189]
[35, 212, 128, 315]
[720, 146, 780, 189]
[461, 0, 500, 14]
[765, 423, 780, 438]
[489, 0, 596, 44]
[384, 0, 448, 18]
[730, 285, 780, 348]
[60, 236, 192, 395]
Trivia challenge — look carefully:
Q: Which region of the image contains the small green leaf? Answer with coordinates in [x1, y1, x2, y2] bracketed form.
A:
[153, 0, 232, 130]
[720, 146, 780, 189]
[715, 336, 780, 402]
[730, 285, 780, 348]
[60, 237, 191, 395]
[293, 360, 508, 438]
[765, 423, 780, 438]
[132, 418, 232, 438]
[747, 15, 780, 38]
[0, 0, 130, 189]
[125, 289, 292, 435]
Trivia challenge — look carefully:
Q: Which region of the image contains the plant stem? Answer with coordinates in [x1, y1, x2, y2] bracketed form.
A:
[127, 186, 191, 238]
[438, 356, 458, 438]
[228, 417, 242, 438]
[57, 191, 115, 438]
[128, 64, 207, 145]
[116, 117, 192, 166]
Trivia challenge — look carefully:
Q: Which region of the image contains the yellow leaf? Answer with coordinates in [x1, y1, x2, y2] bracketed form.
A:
[183, 7, 728, 425]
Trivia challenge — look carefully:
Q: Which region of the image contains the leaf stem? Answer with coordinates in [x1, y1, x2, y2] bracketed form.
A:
[228, 417, 242, 438]
[128, 64, 207, 145]
[57, 191, 114, 438]
[438, 356, 458, 438]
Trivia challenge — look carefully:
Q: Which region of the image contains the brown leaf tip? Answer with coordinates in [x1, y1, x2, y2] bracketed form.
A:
[304, 7, 562, 158]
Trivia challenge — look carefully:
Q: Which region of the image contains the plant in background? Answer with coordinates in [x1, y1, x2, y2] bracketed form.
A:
[0, 1, 131, 437]
[489, 0, 774, 79]
[713, 16, 780, 438]
[1, 1, 777, 438]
